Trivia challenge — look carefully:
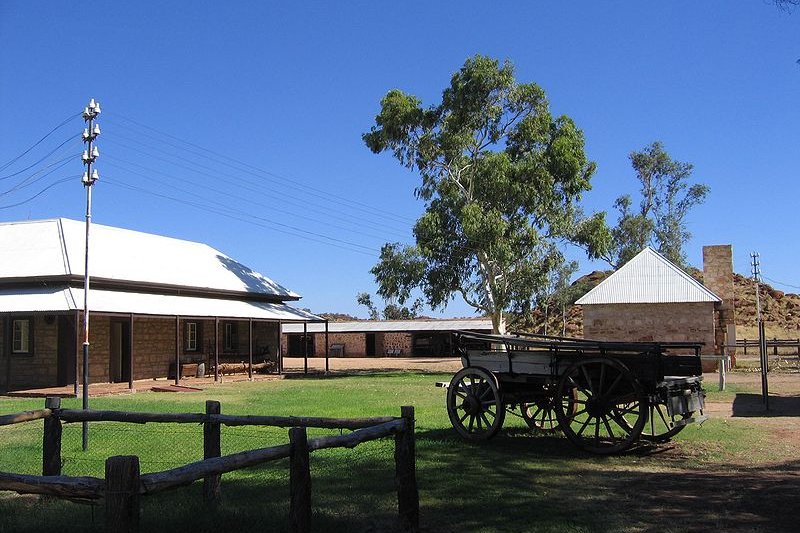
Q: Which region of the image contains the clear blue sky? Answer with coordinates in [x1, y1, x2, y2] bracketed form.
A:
[1, 2, 798, 318]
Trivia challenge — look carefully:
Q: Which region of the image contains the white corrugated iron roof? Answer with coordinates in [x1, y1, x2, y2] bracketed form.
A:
[576, 247, 721, 305]
[282, 318, 493, 334]
[0, 218, 298, 299]
[0, 286, 320, 321]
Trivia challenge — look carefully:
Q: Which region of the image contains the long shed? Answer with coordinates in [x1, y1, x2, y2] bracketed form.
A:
[0, 218, 321, 392]
[282, 318, 493, 357]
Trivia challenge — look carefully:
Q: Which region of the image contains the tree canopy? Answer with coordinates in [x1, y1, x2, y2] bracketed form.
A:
[356, 292, 421, 321]
[605, 141, 708, 267]
[363, 55, 608, 333]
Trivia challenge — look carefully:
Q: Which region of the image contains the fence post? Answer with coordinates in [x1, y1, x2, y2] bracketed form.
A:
[105, 455, 140, 533]
[42, 397, 62, 476]
[203, 400, 222, 505]
[773, 338, 778, 356]
[289, 427, 311, 533]
[395, 406, 419, 532]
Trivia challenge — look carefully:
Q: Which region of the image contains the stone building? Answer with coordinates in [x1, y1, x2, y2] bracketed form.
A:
[281, 319, 493, 358]
[577, 247, 722, 366]
[0, 218, 321, 392]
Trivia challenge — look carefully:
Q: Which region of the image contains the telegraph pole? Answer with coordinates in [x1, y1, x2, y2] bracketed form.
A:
[751, 252, 768, 409]
[81, 98, 101, 450]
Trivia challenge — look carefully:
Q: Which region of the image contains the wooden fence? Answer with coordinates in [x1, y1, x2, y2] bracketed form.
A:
[0, 398, 419, 533]
[736, 338, 800, 356]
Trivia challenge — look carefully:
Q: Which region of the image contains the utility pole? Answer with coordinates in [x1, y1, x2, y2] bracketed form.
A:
[751, 252, 761, 322]
[81, 98, 101, 450]
[751, 251, 769, 410]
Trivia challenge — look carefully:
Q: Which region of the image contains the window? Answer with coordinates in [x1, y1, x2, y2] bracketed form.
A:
[12, 318, 32, 354]
[223, 322, 239, 352]
[185, 322, 200, 352]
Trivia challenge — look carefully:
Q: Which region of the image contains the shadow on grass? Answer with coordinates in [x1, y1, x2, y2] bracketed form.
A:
[2, 436, 799, 533]
[732, 393, 800, 417]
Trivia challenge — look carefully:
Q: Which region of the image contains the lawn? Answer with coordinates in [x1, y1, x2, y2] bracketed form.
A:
[0, 373, 796, 532]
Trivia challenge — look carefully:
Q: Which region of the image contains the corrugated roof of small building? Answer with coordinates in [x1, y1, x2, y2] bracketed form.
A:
[282, 318, 493, 334]
[576, 247, 721, 305]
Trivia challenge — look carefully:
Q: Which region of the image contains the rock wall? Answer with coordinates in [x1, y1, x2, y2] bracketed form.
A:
[583, 302, 716, 353]
[2, 315, 59, 390]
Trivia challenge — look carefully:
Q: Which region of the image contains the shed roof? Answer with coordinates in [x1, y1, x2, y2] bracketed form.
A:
[576, 247, 721, 305]
[282, 318, 493, 334]
[0, 218, 299, 299]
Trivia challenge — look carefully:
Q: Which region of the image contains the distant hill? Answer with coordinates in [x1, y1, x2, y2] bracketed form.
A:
[524, 270, 800, 339]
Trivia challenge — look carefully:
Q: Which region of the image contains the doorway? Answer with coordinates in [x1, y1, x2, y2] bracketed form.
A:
[109, 320, 131, 383]
[288, 334, 314, 356]
[365, 333, 376, 356]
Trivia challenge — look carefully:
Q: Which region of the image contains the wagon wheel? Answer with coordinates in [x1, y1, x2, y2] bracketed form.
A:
[521, 387, 577, 433]
[555, 358, 646, 454]
[618, 400, 690, 443]
[446, 367, 505, 441]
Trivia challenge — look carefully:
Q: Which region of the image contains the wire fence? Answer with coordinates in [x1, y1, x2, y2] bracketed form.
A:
[0, 408, 408, 533]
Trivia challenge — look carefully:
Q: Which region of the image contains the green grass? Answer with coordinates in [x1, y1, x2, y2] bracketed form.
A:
[0, 373, 792, 533]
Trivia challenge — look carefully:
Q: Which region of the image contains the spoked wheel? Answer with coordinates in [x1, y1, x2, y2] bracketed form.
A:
[446, 367, 505, 441]
[521, 387, 577, 433]
[555, 358, 647, 454]
[641, 401, 691, 443]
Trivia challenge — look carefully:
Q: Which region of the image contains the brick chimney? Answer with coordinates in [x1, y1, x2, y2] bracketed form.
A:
[703, 245, 736, 364]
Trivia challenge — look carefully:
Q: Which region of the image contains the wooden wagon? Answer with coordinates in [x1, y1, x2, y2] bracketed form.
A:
[444, 331, 707, 454]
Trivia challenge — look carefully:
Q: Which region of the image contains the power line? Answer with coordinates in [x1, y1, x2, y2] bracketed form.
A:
[0, 155, 77, 198]
[103, 176, 381, 257]
[101, 125, 418, 234]
[762, 275, 800, 291]
[102, 116, 561, 261]
[0, 112, 80, 173]
[101, 135, 526, 260]
[0, 135, 81, 181]
[105, 113, 417, 224]
[103, 159, 403, 244]
[0, 176, 78, 210]
[101, 151, 411, 239]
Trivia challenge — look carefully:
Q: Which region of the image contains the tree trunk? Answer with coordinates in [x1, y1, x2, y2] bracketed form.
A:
[491, 311, 506, 335]
[543, 303, 549, 336]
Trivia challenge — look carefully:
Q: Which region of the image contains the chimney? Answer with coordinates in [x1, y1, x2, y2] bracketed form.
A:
[703, 245, 736, 362]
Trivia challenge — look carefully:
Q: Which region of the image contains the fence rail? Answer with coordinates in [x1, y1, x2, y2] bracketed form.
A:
[736, 338, 800, 356]
[0, 398, 419, 533]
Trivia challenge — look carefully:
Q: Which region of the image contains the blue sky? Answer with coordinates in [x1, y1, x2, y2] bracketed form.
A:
[1, 2, 798, 317]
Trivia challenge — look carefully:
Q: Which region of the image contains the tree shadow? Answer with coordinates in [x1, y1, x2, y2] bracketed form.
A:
[216, 255, 294, 296]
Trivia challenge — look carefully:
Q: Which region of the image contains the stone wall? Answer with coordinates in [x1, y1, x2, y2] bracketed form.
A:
[3, 315, 59, 390]
[315, 332, 366, 357]
[583, 302, 716, 353]
[279, 331, 418, 357]
[131, 316, 176, 381]
[380, 332, 413, 356]
[252, 322, 281, 363]
[1, 315, 286, 389]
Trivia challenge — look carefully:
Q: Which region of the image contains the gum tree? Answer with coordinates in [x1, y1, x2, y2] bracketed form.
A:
[608, 142, 708, 267]
[363, 55, 608, 333]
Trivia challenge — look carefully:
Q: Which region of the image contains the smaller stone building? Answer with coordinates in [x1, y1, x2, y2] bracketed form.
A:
[577, 247, 722, 360]
[281, 319, 493, 357]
